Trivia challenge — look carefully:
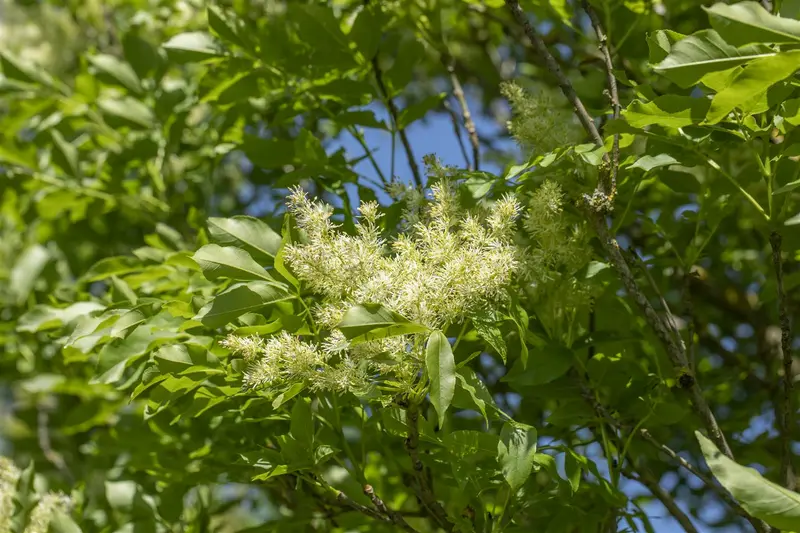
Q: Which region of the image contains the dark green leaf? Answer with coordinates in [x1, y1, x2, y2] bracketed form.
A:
[697, 431, 800, 530]
[426, 330, 456, 421]
[653, 30, 772, 88]
[194, 281, 292, 328]
[706, 1, 800, 46]
[88, 54, 143, 93]
[208, 216, 281, 264]
[337, 303, 428, 342]
[192, 244, 274, 282]
[497, 421, 538, 490]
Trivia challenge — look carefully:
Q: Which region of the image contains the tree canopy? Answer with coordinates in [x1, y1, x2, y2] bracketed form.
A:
[1, 0, 800, 532]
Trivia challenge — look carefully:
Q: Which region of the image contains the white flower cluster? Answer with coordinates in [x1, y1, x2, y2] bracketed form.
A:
[224, 181, 521, 396]
[0, 457, 70, 533]
[500, 82, 583, 156]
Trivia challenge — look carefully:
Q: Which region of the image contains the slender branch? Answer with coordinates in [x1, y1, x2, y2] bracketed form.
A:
[443, 100, 472, 169]
[503, 0, 607, 162]
[503, 0, 734, 460]
[335, 488, 390, 523]
[769, 231, 796, 491]
[364, 484, 416, 532]
[371, 57, 423, 188]
[405, 404, 453, 531]
[583, 0, 620, 190]
[444, 57, 480, 170]
[590, 219, 733, 459]
[623, 466, 699, 533]
[638, 429, 769, 531]
[37, 406, 73, 483]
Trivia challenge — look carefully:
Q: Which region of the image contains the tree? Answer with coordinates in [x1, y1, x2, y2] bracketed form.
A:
[1, 0, 800, 531]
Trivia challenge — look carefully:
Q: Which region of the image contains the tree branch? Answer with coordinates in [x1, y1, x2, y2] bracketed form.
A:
[502, 0, 608, 174]
[444, 56, 480, 170]
[443, 100, 472, 169]
[638, 429, 769, 531]
[769, 231, 796, 491]
[503, 0, 734, 460]
[364, 484, 416, 532]
[583, 0, 620, 190]
[371, 57, 423, 188]
[37, 406, 73, 483]
[623, 466, 699, 533]
[405, 404, 453, 531]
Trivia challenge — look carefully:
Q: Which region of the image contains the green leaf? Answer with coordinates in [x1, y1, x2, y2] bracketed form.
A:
[207, 5, 246, 48]
[653, 30, 773, 88]
[337, 303, 429, 342]
[426, 330, 456, 421]
[207, 216, 281, 264]
[10, 244, 50, 306]
[565, 450, 582, 493]
[452, 367, 495, 424]
[501, 344, 573, 386]
[49, 508, 83, 533]
[163, 32, 224, 62]
[350, 5, 386, 60]
[88, 54, 143, 93]
[497, 421, 538, 490]
[291, 4, 358, 70]
[18, 302, 104, 332]
[397, 93, 446, 130]
[290, 397, 314, 450]
[0, 50, 58, 88]
[444, 430, 499, 460]
[50, 130, 80, 178]
[706, 51, 800, 124]
[192, 244, 274, 282]
[624, 96, 711, 128]
[647, 29, 686, 64]
[630, 154, 679, 172]
[696, 431, 800, 530]
[706, 1, 800, 46]
[785, 211, 800, 225]
[97, 96, 154, 129]
[194, 281, 293, 328]
[473, 314, 507, 363]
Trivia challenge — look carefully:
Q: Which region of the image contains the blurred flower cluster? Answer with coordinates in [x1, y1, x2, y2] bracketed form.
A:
[0, 457, 70, 533]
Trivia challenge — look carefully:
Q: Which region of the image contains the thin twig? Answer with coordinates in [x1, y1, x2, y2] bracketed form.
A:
[364, 484, 416, 532]
[503, 0, 607, 164]
[638, 429, 768, 530]
[443, 100, 472, 169]
[444, 57, 480, 170]
[623, 466, 699, 533]
[405, 404, 453, 531]
[371, 57, 423, 188]
[504, 0, 739, 477]
[583, 0, 620, 191]
[682, 271, 698, 374]
[37, 407, 73, 483]
[335, 489, 390, 522]
[769, 231, 796, 491]
[590, 219, 733, 459]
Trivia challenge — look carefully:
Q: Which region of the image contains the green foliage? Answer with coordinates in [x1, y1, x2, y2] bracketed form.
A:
[2, 0, 800, 532]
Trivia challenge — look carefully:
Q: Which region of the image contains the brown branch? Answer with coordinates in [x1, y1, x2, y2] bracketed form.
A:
[769, 231, 796, 491]
[364, 484, 416, 532]
[443, 100, 472, 169]
[335, 489, 391, 523]
[371, 57, 423, 188]
[444, 57, 480, 170]
[590, 219, 733, 459]
[624, 466, 699, 533]
[37, 406, 73, 483]
[503, 0, 734, 461]
[638, 429, 770, 532]
[405, 404, 453, 531]
[502, 0, 608, 168]
[583, 0, 620, 191]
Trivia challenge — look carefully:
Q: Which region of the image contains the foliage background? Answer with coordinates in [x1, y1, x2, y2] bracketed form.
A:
[1, 0, 800, 532]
